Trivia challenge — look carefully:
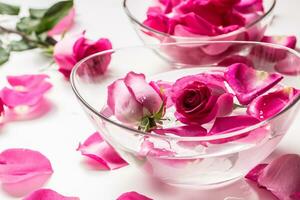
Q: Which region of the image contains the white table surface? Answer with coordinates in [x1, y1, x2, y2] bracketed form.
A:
[0, 0, 300, 199]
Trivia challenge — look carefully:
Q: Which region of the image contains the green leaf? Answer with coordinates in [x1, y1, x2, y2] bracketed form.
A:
[0, 2, 20, 15]
[153, 103, 165, 120]
[16, 17, 40, 34]
[0, 47, 10, 65]
[29, 8, 47, 19]
[138, 117, 157, 132]
[8, 39, 37, 51]
[35, 0, 73, 34]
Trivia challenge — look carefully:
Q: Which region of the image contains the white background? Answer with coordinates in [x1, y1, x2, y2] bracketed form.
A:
[0, 0, 300, 199]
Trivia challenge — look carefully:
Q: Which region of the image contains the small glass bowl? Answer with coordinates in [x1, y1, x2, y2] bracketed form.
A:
[71, 41, 300, 188]
[123, 0, 276, 65]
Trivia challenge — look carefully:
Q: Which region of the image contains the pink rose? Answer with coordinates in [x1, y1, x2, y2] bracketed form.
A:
[171, 73, 233, 125]
[107, 72, 165, 130]
[53, 33, 112, 78]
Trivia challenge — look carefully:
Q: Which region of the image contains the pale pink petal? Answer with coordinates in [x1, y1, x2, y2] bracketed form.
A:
[156, 80, 173, 108]
[48, 8, 75, 36]
[77, 132, 128, 170]
[7, 74, 49, 89]
[0, 149, 53, 197]
[258, 154, 300, 200]
[217, 55, 254, 67]
[261, 35, 297, 50]
[139, 140, 174, 157]
[274, 54, 300, 75]
[245, 163, 268, 182]
[224, 63, 283, 105]
[23, 189, 79, 200]
[234, 0, 264, 13]
[247, 87, 300, 120]
[216, 93, 234, 117]
[124, 72, 163, 114]
[107, 79, 143, 124]
[117, 191, 153, 200]
[153, 125, 207, 137]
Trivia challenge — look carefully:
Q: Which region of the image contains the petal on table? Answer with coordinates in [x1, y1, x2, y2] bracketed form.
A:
[0, 149, 53, 197]
[77, 132, 128, 170]
[258, 154, 300, 200]
[217, 55, 254, 68]
[47, 8, 75, 36]
[247, 87, 300, 120]
[224, 63, 283, 105]
[107, 79, 143, 124]
[124, 72, 163, 114]
[117, 191, 153, 200]
[245, 163, 268, 182]
[7, 74, 49, 89]
[153, 125, 207, 137]
[23, 189, 79, 200]
[261, 35, 297, 49]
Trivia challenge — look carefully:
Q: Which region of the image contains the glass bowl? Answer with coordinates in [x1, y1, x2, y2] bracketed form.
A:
[123, 0, 276, 65]
[70, 41, 300, 188]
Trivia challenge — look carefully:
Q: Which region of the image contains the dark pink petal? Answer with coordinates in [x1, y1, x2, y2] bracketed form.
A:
[209, 115, 260, 135]
[124, 72, 163, 114]
[107, 79, 143, 124]
[247, 87, 300, 120]
[0, 149, 53, 197]
[0, 98, 4, 117]
[47, 8, 75, 36]
[245, 163, 268, 182]
[225, 63, 283, 105]
[77, 132, 128, 170]
[234, 0, 264, 13]
[139, 140, 174, 157]
[23, 189, 79, 200]
[216, 93, 234, 117]
[217, 55, 254, 67]
[143, 7, 170, 33]
[117, 191, 153, 200]
[261, 35, 297, 49]
[153, 125, 207, 137]
[258, 154, 300, 200]
[291, 192, 300, 200]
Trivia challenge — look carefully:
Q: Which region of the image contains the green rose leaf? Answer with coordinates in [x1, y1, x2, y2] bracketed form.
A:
[9, 39, 37, 51]
[35, 0, 73, 34]
[16, 17, 40, 34]
[29, 8, 47, 19]
[0, 47, 10, 65]
[0, 2, 20, 15]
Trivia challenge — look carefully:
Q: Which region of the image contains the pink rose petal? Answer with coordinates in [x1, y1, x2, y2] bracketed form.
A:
[224, 63, 283, 105]
[143, 7, 171, 33]
[274, 54, 300, 76]
[0, 149, 53, 197]
[234, 0, 264, 13]
[247, 87, 300, 121]
[0, 74, 52, 108]
[47, 8, 75, 36]
[117, 191, 153, 200]
[139, 140, 174, 157]
[217, 55, 254, 67]
[291, 192, 300, 200]
[153, 125, 207, 137]
[23, 189, 79, 200]
[77, 132, 128, 170]
[262, 35, 297, 50]
[245, 163, 268, 182]
[216, 93, 234, 117]
[258, 154, 300, 200]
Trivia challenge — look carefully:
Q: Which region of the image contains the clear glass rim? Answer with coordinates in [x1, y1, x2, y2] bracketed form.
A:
[122, 0, 276, 40]
[70, 40, 300, 142]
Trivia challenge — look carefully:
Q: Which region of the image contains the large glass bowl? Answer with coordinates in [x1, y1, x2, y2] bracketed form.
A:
[70, 41, 300, 188]
[123, 0, 276, 65]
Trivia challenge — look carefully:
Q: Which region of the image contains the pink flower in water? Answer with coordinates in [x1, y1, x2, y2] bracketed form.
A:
[53, 33, 112, 78]
[245, 154, 300, 200]
[224, 63, 283, 105]
[23, 189, 79, 200]
[77, 132, 128, 170]
[117, 191, 153, 200]
[171, 73, 233, 125]
[107, 72, 165, 129]
[247, 87, 300, 121]
[47, 8, 75, 36]
[0, 149, 53, 197]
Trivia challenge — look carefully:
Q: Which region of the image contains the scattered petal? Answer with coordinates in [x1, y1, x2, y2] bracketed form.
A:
[0, 149, 53, 197]
[245, 163, 267, 182]
[117, 191, 153, 200]
[77, 132, 128, 170]
[153, 125, 207, 137]
[23, 189, 79, 200]
[225, 63, 283, 105]
[247, 87, 300, 120]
